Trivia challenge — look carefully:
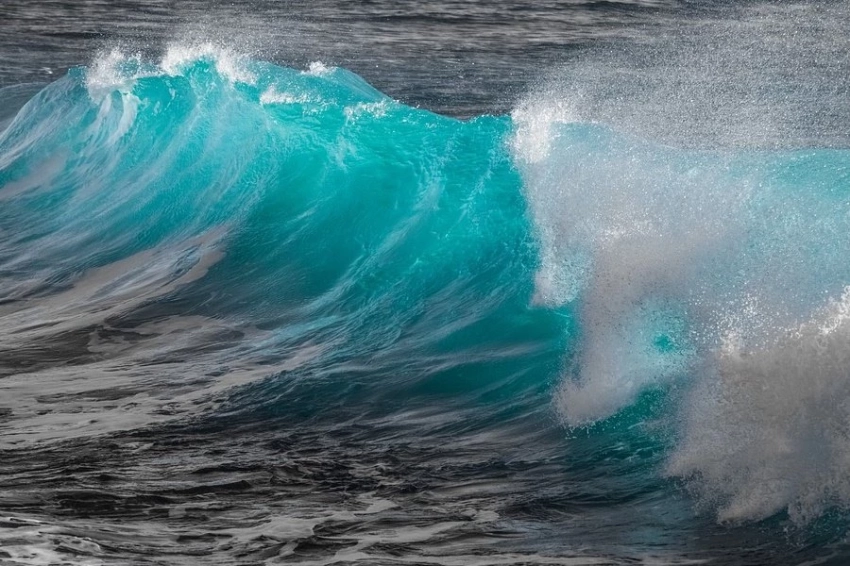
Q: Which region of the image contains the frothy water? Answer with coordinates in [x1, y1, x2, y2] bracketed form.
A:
[512, 0, 850, 527]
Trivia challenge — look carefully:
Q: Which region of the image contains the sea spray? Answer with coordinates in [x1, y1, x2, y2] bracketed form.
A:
[513, 60, 850, 524]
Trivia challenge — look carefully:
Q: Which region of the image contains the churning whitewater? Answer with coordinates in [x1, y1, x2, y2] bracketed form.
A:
[3, 37, 850, 564]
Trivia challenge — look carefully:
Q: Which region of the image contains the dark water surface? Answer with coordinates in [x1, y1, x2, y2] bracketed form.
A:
[2, 0, 685, 116]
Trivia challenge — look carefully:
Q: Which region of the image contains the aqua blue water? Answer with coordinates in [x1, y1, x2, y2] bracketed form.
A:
[3, 4, 850, 564]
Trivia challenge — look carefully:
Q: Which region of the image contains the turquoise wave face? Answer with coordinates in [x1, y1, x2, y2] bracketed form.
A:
[0, 48, 567, 417]
[3, 47, 850, 530]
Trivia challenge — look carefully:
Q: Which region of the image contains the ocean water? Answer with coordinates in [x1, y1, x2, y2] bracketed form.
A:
[2, 1, 850, 564]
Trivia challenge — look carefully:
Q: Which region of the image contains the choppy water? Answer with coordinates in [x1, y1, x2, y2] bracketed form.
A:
[3, 1, 850, 565]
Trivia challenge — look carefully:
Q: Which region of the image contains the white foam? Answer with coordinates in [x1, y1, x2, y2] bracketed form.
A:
[344, 100, 389, 121]
[512, 102, 749, 426]
[511, 95, 576, 165]
[667, 287, 850, 524]
[85, 42, 257, 103]
[514, 76, 850, 520]
[0, 517, 104, 566]
[513, 1, 850, 451]
[515, 70, 850, 519]
[85, 48, 143, 99]
[259, 86, 312, 105]
[305, 61, 332, 76]
[160, 42, 256, 84]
